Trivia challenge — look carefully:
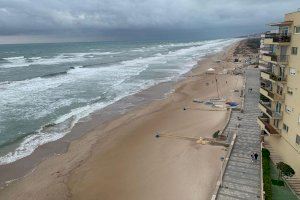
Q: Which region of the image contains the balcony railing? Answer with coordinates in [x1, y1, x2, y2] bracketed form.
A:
[258, 116, 270, 125]
[270, 55, 289, 63]
[259, 100, 271, 110]
[259, 100, 282, 119]
[260, 86, 284, 101]
[261, 84, 273, 93]
[265, 33, 291, 43]
[259, 101, 281, 119]
[261, 68, 272, 74]
[260, 47, 272, 51]
[260, 47, 273, 54]
[265, 122, 281, 134]
[257, 116, 281, 135]
[269, 73, 287, 82]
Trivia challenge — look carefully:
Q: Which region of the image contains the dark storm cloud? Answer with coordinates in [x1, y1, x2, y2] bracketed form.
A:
[0, 0, 299, 42]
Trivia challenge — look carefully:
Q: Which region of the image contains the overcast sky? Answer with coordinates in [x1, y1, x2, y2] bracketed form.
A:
[0, 0, 299, 44]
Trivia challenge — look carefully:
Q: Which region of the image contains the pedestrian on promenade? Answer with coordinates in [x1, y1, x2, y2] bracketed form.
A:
[254, 153, 258, 161]
[251, 154, 254, 162]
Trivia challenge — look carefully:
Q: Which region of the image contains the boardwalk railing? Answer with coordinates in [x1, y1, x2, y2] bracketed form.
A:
[211, 132, 237, 200]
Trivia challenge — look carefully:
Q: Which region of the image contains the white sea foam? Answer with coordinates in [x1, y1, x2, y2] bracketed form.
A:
[1, 56, 30, 68]
[0, 78, 154, 165]
[0, 38, 240, 165]
[0, 100, 111, 165]
[0, 51, 119, 69]
[0, 130, 66, 165]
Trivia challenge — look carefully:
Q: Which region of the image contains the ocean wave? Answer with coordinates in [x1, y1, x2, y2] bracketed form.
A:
[0, 96, 124, 165]
[0, 38, 240, 165]
[0, 39, 238, 98]
[3, 56, 25, 61]
[0, 121, 74, 165]
[40, 66, 83, 78]
[0, 51, 119, 69]
[1, 56, 30, 68]
[41, 71, 68, 78]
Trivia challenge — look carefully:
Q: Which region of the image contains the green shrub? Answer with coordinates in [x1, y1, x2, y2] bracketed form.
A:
[276, 162, 295, 179]
[262, 148, 270, 158]
[271, 179, 284, 186]
[212, 130, 220, 138]
[262, 148, 272, 200]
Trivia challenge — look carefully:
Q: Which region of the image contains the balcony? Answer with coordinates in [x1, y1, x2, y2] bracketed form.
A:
[258, 100, 282, 119]
[261, 54, 273, 62]
[257, 116, 281, 135]
[265, 122, 281, 134]
[269, 73, 287, 82]
[260, 86, 274, 101]
[259, 101, 273, 118]
[261, 70, 273, 82]
[260, 100, 271, 110]
[260, 84, 272, 93]
[270, 55, 289, 64]
[257, 116, 269, 131]
[260, 47, 273, 55]
[264, 33, 291, 45]
[260, 86, 284, 102]
[258, 116, 270, 126]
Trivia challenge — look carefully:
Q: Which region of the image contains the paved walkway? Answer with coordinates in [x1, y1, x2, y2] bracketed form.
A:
[217, 68, 261, 200]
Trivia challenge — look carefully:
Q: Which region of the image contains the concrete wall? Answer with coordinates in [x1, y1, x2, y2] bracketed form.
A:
[282, 12, 300, 152]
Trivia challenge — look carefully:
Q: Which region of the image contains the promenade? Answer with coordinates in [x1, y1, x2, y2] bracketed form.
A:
[217, 68, 261, 199]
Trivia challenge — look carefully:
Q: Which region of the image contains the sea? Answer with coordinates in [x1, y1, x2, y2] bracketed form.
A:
[0, 38, 239, 165]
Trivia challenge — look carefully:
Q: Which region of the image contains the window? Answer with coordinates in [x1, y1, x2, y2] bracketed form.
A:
[283, 123, 289, 132]
[275, 102, 282, 113]
[274, 119, 279, 128]
[296, 135, 300, 145]
[290, 68, 296, 76]
[291, 47, 298, 55]
[295, 26, 300, 34]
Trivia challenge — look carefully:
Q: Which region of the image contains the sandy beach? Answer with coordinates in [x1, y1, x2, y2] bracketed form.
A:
[0, 39, 256, 200]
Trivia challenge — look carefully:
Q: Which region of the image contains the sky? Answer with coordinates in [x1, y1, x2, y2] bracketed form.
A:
[0, 0, 299, 44]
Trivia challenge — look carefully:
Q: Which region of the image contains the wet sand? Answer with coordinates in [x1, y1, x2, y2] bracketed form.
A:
[0, 40, 249, 200]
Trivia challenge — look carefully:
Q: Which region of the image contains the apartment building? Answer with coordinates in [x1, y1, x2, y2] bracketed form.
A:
[258, 11, 300, 174]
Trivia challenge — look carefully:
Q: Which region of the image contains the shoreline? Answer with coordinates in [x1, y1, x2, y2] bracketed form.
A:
[0, 41, 239, 186]
[0, 39, 252, 199]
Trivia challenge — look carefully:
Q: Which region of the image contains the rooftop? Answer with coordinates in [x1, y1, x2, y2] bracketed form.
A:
[269, 21, 293, 27]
